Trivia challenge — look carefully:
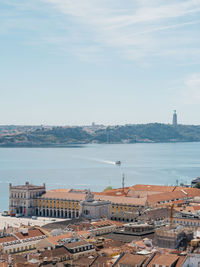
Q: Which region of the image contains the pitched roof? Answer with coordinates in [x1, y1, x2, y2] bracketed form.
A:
[0, 235, 17, 244]
[147, 188, 200, 205]
[41, 247, 70, 258]
[15, 229, 45, 240]
[41, 191, 146, 206]
[148, 254, 179, 266]
[97, 195, 146, 206]
[91, 220, 122, 228]
[147, 191, 185, 204]
[73, 255, 97, 266]
[130, 184, 180, 192]
[41, 191, 86, 201]
[118, 254, 146, 266]
[45, 233, 73, 246]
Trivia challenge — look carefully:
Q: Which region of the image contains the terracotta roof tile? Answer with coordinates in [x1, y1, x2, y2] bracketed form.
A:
[130, 184, 180, 192]
[42, 191, 146, 206]
[118, 254, 146, 265]
[41, 191, 86, 201]
[73, 255, 97, 266]
[0, 236, 17, 244]
[148, 254, 179, 266]
[97, 195, 146, 206]
[147, 188, 200, 205]
[15, 229, 45, 240]
[41, 247, 70, 258]
[46, 233, 73, 245]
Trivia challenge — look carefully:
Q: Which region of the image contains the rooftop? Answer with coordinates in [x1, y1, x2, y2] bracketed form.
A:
[148, 254, 179, 266]
[41, 190, 147, 206]
[15, 228, 45, 240]
[118, 254, 146, 266]
[64, 240, 91, 249]
[10, 182, 45, 190]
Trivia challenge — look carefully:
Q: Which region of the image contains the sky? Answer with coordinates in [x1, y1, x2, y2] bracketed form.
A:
[0, 0, 200, 126]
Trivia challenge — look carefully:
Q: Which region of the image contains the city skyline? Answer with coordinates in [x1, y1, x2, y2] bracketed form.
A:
[1, 0, 200, 125]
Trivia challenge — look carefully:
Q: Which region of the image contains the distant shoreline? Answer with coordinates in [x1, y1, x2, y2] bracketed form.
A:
[1, 123, 200, 145]
[0, 140, 199, 148]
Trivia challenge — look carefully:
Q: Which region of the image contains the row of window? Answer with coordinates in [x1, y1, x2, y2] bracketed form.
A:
[4, 244, 36, 254]
[111, 205, 136, 212]
[11, 191, 42, 199]
[10, 201, 26, 206]
[158, 198, 186, 204]
[71, 245, 93, 253]
[173, 219, 200, 226]
[36, 200, 79, 209]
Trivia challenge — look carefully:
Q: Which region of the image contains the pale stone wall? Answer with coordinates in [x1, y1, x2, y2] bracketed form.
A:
[9, 182, 46, 216]
[80, 200, 111, 220]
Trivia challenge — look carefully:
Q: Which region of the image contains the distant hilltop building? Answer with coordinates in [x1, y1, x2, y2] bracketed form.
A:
[172, 110, 177, 126]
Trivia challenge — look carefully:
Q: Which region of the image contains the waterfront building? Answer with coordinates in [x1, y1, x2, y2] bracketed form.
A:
[172, 110, 178, 126]
[35, 189, 81, 219]
[9, 183, 147, 220]
[9, 182, 200, 221]
[147, 188, 200, 207]
[9, 182, 46, 217]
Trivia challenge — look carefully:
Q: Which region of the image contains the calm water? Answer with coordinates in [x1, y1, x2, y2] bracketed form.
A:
[0, 143, 200, 211]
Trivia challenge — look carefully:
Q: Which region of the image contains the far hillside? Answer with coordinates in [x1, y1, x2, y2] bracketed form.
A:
[93, 124, 200, 143]
[0, 124, 200, 146]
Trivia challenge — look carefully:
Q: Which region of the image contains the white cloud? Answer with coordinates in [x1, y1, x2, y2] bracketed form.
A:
[1, 0, 200, 62]
[39, 0, 200, 61]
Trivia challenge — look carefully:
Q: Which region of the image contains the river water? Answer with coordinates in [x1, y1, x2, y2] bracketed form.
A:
[0, 143, 200, 210]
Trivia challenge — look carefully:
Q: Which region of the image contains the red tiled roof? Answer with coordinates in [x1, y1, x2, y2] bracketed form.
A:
[118, 254, 146, 265]
[130, 184, 180, 192]
[46, 233, 73, 245]
[15, 229, 45, 240]
[147, 188, 200, 205]
[42, 191, 146, 206]
[97, 195, 146, 206]
[0, 236, 17, 244]
[147, 254, 179, 266]
[41, 191, 86, 200]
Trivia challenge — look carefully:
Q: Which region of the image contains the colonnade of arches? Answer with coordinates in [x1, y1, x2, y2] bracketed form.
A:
[35, 208, 79, 218]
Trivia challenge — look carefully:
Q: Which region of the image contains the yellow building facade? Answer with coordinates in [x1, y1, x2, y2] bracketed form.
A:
[35, 198, 80, 218]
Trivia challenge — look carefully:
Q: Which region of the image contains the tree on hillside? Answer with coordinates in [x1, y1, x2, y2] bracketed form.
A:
[104, 186, 113, 191]
[194, 182, 200, 189]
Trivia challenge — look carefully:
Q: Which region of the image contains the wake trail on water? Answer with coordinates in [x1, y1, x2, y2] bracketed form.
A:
[96, 159, 116, 165]
[72, 156, 116, 165]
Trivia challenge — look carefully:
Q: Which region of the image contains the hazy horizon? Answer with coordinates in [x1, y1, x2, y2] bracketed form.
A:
[1, 120, 200, 127]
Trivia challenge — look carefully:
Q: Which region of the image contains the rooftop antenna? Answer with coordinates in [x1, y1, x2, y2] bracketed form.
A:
[122, 173, 125, 192]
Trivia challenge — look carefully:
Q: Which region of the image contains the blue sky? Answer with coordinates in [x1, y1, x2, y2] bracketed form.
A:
[0, 0, 200, 125]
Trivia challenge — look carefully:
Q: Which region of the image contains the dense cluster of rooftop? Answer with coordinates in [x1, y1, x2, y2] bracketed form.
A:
[1, 182, 200, 266]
